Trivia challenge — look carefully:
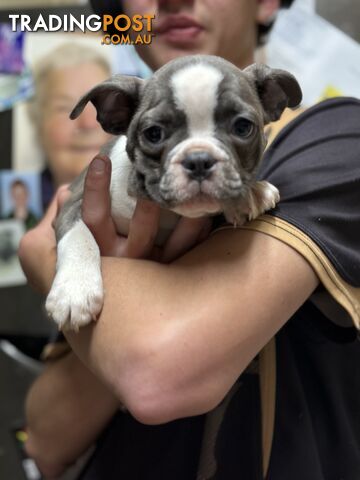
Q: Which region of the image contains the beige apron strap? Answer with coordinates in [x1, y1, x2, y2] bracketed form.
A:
[259, 337, 277, 479]
[196, 382, 240, 480]
[197, 340, 277, 480]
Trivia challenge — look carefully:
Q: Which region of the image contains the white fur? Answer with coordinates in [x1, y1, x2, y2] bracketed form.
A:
[109, 136, 137, 236]
[160, 137, 242, 217]
[222, 181, 279, 226]
[172, 196, 221, 217]
[248, 181, 280, 221]
[168, 65, 243, 215]
[46, 219, 103, 330]
[167, 137, 229, 166]
[171, 64, 223, 137]
[162, 138, 235, 217]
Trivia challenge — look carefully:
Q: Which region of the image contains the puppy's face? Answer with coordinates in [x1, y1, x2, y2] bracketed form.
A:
[127, 61, 267, 217]
[71, 56, 302, 217]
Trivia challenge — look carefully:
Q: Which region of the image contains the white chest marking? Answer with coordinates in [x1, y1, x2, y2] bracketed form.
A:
[171, 64, 223, 137]
[109, 136, 136, 236]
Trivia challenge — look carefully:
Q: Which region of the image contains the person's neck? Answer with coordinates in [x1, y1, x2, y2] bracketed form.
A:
[232, 52, 256, 70]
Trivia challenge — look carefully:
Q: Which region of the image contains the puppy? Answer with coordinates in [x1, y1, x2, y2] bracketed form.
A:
[46, 54, 302, 331]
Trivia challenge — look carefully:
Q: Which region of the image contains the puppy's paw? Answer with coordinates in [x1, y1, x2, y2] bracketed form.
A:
[223, 208, 248, 227]
[46, 267, 104, 331]
[248, 181, 280, 221]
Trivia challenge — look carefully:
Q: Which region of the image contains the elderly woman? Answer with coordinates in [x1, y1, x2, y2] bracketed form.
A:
[28, 43, 111, 208]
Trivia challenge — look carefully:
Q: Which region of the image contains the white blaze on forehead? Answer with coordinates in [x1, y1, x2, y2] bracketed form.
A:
[171, 63, 223, 137]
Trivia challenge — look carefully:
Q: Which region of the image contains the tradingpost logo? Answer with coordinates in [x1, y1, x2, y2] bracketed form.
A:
[8, 13, 155, 45]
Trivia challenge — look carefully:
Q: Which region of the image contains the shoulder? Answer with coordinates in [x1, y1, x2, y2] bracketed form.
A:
[267, 97, 360, 147]
[241, 98, 360, 329]
[261, 97, 360, 183]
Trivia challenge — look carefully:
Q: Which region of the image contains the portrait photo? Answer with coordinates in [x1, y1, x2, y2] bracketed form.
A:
[0, 219, 26, 287]
[0, 170, 42, 231]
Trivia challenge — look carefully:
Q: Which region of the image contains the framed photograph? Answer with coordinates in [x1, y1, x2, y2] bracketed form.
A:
[0, 219, 26, 287]
[0, 170, 42, 231]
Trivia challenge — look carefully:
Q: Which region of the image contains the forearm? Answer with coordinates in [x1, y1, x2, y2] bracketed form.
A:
[25, 352, 118, 473]
[65, 229, 318, 423]
[65, 256, 194, 421]
[20, 224, 317, 424]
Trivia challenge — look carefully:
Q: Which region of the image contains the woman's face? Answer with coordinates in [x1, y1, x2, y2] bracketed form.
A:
[122, 0, 279, 70]
[39, 62, 111, 186]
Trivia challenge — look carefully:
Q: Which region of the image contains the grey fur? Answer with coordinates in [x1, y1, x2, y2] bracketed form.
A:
[48, 54, 301, 330]
[54, 138, 118, 242]
[58, 54, 302, 240]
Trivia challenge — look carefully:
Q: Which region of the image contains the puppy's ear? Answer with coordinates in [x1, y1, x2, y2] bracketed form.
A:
[244, 64, 302, 124]
[70, 75, 144, 135]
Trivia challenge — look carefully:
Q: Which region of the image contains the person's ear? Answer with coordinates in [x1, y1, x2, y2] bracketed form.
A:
[256, 0, 280, 25]
[70, 75, 144, 136]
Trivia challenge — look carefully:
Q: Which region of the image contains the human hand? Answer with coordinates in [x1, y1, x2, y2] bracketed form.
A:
[18, 185, 70, 293]
[82, 155, 212, 263]
[18, 152, 212, 293]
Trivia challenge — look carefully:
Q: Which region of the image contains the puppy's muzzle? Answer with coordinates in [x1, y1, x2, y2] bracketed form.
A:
[181, 151, 217, 182]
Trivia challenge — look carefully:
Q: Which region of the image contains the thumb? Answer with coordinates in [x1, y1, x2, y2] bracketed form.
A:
[82, 155, 119, 252]
[82, 155, 113, 230]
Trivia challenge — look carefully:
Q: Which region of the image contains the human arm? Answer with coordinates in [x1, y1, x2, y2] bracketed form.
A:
[19, 159, 215, 474]
[19, 176, 318, 425]
[24, 351, 118, 478]
[65, 229, 318, 424]
[21, 184, 119, 478]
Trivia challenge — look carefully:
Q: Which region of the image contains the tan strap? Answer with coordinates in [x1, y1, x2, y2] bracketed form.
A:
[196, 382, 240, 480]
[240, 216, 360, 329]
[259, 337, 277, 478]
[41, 341, 71, 361]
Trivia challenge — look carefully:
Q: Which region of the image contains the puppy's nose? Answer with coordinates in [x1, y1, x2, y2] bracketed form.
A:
[181, 151, 216, 181]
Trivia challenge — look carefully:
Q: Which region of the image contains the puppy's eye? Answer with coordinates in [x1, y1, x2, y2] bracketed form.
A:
[232, 117, 254, 138]
[143, 125, 164, 144]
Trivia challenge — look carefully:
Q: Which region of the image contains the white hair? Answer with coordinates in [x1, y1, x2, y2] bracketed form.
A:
[28, 42, 111, 126]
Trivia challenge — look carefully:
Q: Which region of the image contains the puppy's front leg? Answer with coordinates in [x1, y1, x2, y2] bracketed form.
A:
[46, 219, 103, 331]
[223, 181, 279, 226]
[247, 181, 280, 221]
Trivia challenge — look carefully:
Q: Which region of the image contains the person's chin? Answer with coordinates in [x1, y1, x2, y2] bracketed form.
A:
[70, 147, 103, 165]
[60, 149, 100, 179]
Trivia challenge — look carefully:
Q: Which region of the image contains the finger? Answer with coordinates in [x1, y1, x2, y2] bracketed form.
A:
[125, 199, 161, 259]
[41, 190, 63, 227]
[56, 184, 71, 211]
[82, 155, 112, 227]
[82, 155, 119, 253]
[18, 188, 69, 292]
[51, 185, 71, 229]
[197, 217, 213, 242]
[36, 185, 69, 236]
[161, 216, 213, 263]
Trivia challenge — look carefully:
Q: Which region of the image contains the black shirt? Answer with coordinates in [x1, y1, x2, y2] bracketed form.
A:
[79, 97, 360, 480]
